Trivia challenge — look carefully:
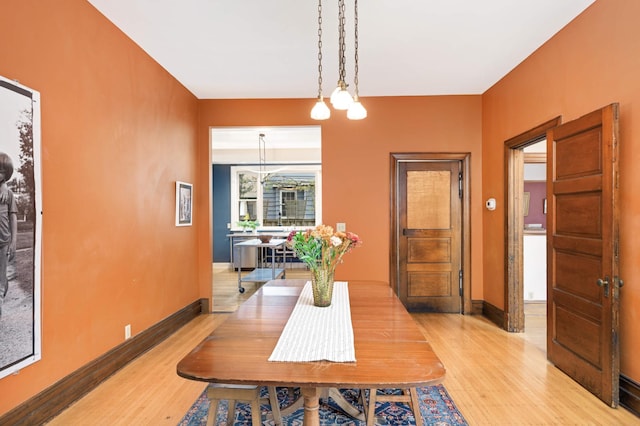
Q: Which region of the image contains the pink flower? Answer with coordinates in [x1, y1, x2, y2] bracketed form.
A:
[286, 225, 363, 271]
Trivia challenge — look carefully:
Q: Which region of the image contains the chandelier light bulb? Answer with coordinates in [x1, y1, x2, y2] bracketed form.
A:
[310, 97, 331, 120]
[347, 98, 367, 120]
[333, 89, 354, 110]
[329, 85, 342, 105]
[330, 83, 354, 110]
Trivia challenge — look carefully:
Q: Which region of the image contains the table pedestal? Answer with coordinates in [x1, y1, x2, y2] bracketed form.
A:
[301, 387, 320, 426]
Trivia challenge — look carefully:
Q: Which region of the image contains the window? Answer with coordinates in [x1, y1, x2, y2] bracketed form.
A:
[238, 171, 258, 221]
[280, 191, 296, 218]
[231, 165, 321, 229]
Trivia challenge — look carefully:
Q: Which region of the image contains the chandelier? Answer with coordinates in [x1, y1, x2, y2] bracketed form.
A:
[311, 0, 367, 121]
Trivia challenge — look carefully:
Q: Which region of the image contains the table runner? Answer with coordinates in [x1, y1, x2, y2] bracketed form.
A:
[268, 281, 356, 362]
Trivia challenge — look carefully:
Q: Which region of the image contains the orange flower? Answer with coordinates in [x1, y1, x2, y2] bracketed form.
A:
[287, 225, 362, 272]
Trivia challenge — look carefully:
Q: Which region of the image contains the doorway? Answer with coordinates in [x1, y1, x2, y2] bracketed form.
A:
[210, 126, 322, 264]
[504, 117, 560, 332]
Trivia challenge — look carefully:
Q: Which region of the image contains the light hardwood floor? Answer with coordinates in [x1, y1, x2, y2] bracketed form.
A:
[46, 266, 638, 425]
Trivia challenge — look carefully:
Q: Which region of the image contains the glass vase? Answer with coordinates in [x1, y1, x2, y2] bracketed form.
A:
[310, 268, 335, 307]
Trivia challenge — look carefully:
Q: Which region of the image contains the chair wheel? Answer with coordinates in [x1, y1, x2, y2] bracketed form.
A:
[239, 287, 245, 293]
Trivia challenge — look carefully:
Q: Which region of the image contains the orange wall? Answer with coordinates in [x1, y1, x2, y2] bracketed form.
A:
[0, 0, 205, 414]
[482, 0, 640, 381]
[200, 95, 484, 291]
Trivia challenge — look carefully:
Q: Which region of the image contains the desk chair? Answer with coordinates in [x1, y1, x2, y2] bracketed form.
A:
[359, 387, 423, 426]
[206, 384, 282, 426]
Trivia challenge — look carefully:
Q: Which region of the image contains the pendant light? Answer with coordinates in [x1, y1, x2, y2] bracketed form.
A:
[311, 0, 365, 120]
[310, 0, 330, 120]
[347, 0, 367, 120]
[329, 0, 353, 110]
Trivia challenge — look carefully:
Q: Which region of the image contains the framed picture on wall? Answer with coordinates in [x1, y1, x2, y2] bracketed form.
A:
[0, 75, 42, 379]
[175, 181, 193, 226]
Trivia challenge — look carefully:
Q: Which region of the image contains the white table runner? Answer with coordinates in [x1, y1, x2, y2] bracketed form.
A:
[268, 281, 356, 362]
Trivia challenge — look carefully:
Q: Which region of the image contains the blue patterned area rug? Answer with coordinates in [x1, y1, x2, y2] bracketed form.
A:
[178, 385, 468, 425]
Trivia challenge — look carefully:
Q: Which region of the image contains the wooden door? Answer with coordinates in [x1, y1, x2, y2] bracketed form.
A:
[547, 103, 621, 407]
[396, 160, 462, 312]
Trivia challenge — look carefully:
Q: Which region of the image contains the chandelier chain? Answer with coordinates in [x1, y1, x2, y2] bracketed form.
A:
[353, 0, 359, 96]
[317, 0, 323, 97]
[338, 0, 347, 84]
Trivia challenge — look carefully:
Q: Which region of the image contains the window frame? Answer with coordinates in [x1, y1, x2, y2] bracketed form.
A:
[230, 164, 322, 230]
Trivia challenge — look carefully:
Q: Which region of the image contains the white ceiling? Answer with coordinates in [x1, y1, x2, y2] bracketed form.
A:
[87, 0, 595, 100]
[211, 126, 322, 164]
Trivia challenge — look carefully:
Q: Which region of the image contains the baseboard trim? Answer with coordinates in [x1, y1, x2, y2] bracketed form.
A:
[621, 374, 640, 417]
[482, 300, 505, 329]
[471, 299, 483, 315]
[0, 298, 206, 426]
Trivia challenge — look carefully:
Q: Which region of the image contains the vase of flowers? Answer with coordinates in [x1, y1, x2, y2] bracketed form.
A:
[286, 225, 362, 307]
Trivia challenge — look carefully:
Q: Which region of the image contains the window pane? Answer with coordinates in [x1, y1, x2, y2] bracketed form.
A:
[231, 167, 319, 229]
[263, 172, 315, 227]
[238, 200, 257, 222]
[239, 172, 257, 199]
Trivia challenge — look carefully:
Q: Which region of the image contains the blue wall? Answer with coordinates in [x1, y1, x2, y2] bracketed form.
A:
[212, 164, 231, 262]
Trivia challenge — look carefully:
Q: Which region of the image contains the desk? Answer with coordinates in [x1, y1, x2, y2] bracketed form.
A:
[177, 280, 446, 426]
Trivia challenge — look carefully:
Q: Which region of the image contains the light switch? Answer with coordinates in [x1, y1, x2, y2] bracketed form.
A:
[336, 222, 346, 232]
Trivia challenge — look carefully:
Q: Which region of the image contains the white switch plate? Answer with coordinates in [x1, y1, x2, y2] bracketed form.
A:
[125, 324, 131, 340]
[336, 222, 346, 232]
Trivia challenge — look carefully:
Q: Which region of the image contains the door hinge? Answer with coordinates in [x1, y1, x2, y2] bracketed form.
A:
[458, 172, 463, 199]
[459, 270, 463, 296]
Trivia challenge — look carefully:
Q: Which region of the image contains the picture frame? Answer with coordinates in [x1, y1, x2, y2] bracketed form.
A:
[175, 181, 193, 226]
[0, 76, 42, 379]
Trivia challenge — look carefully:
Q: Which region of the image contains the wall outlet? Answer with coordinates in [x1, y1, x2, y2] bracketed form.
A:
[336, 222, 346, 232]
[124, 324, 131, 340]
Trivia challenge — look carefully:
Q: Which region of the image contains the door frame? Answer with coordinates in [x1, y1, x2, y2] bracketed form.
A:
[504, 117, 561, 332]
[390, 153, 472, 314]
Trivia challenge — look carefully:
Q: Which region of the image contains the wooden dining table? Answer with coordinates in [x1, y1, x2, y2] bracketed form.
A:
[177, 279, 446, 425]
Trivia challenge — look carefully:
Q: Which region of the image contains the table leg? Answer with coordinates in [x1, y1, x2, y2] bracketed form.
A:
[237, 245, 242, 291]
[279, 387, 365, 421]
[301, 387, 320, 426]
[327, 388, 365, 421]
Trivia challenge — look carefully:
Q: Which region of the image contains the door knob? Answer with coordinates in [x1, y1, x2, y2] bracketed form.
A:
[597, 276, 610, 297]
[613, 276, 624, 299]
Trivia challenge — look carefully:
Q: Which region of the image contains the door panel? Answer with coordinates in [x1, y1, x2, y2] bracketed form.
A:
[397, 161, 462, 312]
[407, 170, 451, 229]
[547, 103, 620, 407]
